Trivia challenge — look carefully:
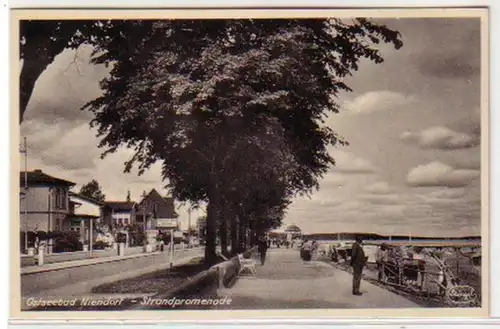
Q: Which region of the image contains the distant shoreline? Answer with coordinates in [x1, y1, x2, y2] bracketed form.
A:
[301, 233, 481, 241]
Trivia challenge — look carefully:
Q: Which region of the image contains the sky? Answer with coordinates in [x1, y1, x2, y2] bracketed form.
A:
[19, 17, 483, 236]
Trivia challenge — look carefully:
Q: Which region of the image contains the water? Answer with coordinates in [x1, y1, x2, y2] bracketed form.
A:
[315, 239, 481, 247]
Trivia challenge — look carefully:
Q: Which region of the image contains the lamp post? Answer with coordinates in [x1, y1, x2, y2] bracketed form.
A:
[20, 137, 28, 253]
[141, 191, 148, 246]
[187, 207, 191, 247]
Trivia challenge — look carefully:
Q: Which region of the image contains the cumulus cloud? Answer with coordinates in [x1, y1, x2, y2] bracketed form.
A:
[343, 91, 416, 114]
[406, 161, 480, 188]
[401, 126, 478, 150]
[364, 182, 395, 194]
[330, 149, 377, 174]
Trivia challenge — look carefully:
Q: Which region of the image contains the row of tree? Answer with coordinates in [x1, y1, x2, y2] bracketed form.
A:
[20, 18, 403, 265]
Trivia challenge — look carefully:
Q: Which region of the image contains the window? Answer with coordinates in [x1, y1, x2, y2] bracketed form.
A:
[55, 188, 67, 210]
[124, 218, 128, 226]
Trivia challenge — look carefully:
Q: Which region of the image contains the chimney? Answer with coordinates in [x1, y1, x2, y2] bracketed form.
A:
[33, 169, 42, 173]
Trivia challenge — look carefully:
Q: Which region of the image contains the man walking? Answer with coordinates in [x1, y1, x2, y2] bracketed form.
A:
[350, 236, 368, 296]
[258, 237, 268, 266]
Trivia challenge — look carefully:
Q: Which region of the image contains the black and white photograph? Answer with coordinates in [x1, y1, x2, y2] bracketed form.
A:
[11, 8, 488, 319]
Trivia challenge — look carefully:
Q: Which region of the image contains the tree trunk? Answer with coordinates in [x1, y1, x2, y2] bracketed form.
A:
[230, 214, 239, 256]
[204, 197, 218, 266]
[219, 212, 229, 257]
[238, 216, 247, 252]
[19, 45, 53, 123]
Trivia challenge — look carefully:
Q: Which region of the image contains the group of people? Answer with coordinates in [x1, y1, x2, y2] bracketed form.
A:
[267, 238, 292, 249]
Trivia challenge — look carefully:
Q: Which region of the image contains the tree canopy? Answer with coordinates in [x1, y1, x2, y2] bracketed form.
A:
[20, 18, 403, 264]
[79, 179, 106, 202]
[79, 18, 402, 263]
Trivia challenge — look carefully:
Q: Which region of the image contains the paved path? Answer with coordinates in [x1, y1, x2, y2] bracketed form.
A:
[218, 248, 420, 309]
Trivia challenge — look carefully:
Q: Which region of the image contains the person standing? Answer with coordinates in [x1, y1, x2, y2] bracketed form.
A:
[375, 243, 389, 282]
[350, 236, 368, 296]
[258, 237, 268, 266]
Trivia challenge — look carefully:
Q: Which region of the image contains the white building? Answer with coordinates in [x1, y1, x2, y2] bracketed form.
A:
[68, 192, 104, 243]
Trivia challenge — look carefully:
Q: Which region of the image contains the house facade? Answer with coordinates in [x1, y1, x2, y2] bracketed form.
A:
[20, 169, 75, 233]
[137, 189, 179, 243]
[67, 192, 103, 243]
[101, 201, 137, 230]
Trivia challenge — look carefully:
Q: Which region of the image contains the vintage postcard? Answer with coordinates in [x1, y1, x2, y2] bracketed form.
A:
[10, 7, 489, 321]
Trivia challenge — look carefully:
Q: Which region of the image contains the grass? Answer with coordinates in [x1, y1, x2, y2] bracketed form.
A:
[92, 255, 226, 294]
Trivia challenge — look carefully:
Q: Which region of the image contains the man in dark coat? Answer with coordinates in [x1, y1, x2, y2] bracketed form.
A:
[257, 237, 268, 265]
[350, 236, 368, 295]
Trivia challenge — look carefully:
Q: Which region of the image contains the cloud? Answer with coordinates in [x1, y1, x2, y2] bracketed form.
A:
[401, 126, 478, 150]
[361, 194, 402, 206]
[364, 182, 395, 195]
[406, 161, 480, 188]
[417, 54, 480, 79]
[24, 46, 109, 124]
[342, 91, 416, 114]
[453, 106, 481, 142]
[330, 149, 377, 174]
[412, 18, 480, 80]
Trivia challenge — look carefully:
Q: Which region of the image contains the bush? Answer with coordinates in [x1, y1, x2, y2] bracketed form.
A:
[20, 231, 37, 249]
[116, 233, 127, 243]
[36, 230, 48, 241]
[53, 231, 83, 253]
[93, 240, 110, 250]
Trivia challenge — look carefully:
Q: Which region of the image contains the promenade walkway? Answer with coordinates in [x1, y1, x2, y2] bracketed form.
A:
[218, 248, 420, 309]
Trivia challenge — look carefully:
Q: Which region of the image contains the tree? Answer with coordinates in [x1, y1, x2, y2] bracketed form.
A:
[82, 18, 402, 265]
[19, 20, 157, 122]
[79, 179, 106, 202]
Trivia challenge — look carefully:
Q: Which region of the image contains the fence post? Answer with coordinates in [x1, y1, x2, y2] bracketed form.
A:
[37, 245, 44, 266]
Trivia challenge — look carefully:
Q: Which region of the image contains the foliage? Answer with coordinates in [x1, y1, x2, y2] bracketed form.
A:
[79, 179, 106, 202]
[77, 18, 402, 264]
[116, 232, 127, 243]
[20, 231, 37, 248]
[53, 230, 83, 253]
[19, 20, 158, 122]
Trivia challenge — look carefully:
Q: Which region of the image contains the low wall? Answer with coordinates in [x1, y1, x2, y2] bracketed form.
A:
[128, 246, 258, 310]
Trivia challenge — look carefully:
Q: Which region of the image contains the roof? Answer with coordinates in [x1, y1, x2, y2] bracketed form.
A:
[69, 192, 104, 206]
[67, 214, 100, 219]
[102, 201, 136, 212]
[20, 169, 75, 187]
[285, 224, 301, 232]
[138, 189, 179, 219]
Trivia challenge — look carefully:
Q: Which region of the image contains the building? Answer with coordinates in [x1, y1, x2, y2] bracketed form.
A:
[137, 189, 179, 244]
[101, 201, 137, 229]
[284, 224, 302, 239]
[20, 169, 75, 233]
[196, 216, 207, 239]
[67, 192, 103, 243]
